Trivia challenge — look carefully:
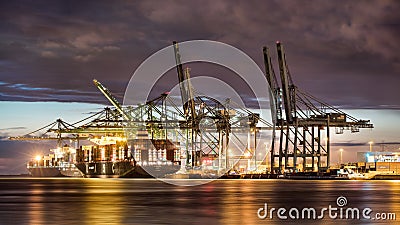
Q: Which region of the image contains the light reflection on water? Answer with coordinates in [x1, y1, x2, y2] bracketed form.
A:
[0, 178, 399, 225]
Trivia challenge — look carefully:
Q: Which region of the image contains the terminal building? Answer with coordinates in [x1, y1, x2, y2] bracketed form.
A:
[356, 152, 400, 174]
[357, 152, 400, 163]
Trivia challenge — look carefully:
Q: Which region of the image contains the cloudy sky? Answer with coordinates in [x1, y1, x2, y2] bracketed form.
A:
[0, 0, 399, 174]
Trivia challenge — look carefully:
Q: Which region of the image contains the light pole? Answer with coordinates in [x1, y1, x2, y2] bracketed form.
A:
[264, 142, 269, 170]
[339, 148, 344, 165]
[227, 149, 232, 169]
[368, 141, 373, 152]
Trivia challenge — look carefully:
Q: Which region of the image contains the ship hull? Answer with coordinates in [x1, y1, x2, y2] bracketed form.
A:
[75, 161, 136, 178]
[139, 164, 181, 178]
[74, 161, 181, 178]
[28, 167, 64, 177]
[27, 166, 83, 177]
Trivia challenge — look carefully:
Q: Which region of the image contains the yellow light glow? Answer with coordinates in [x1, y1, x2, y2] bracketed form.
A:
[35, 155, 41, 161]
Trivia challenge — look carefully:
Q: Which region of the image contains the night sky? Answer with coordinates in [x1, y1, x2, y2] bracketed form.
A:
[0, 0, 399, 174]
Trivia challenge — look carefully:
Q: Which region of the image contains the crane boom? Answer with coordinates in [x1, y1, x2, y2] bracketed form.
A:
[263, 47, 278, 92]
[276, 42, 294, 123]
[263, 46, 282, 123]
[93, 79, 131, 121]
[172, 41, 196, 120]
[173, 41, 189, 116]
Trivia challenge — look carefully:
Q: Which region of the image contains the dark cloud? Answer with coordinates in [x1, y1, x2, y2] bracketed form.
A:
[0, 127, 26, 131]
[0, 0, 399, 108]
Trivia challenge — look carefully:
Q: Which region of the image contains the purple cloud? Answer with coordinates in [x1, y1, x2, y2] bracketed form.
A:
[0, 0, 398, 108]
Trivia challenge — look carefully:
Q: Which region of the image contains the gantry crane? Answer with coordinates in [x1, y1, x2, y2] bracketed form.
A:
[172, 41, 231, 169]
[8, 118, 86, 148]
[263, 42, 373, 173]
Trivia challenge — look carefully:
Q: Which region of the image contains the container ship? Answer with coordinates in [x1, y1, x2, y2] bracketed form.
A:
[27, 146, 82, 177]
[28, 134, 181, 178]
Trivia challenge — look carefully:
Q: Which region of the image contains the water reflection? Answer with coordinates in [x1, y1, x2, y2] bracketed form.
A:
[0, 178, 399, 224]
[220, 181, 260, 225]
[28, 183, 44, 225]
[83, 179, 125, 225]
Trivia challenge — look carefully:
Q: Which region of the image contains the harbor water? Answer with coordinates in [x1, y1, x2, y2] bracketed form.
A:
[0, 178, 399, 225]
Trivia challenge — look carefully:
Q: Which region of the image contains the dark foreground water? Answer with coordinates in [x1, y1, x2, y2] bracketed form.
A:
[0, 178, 399, 225]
